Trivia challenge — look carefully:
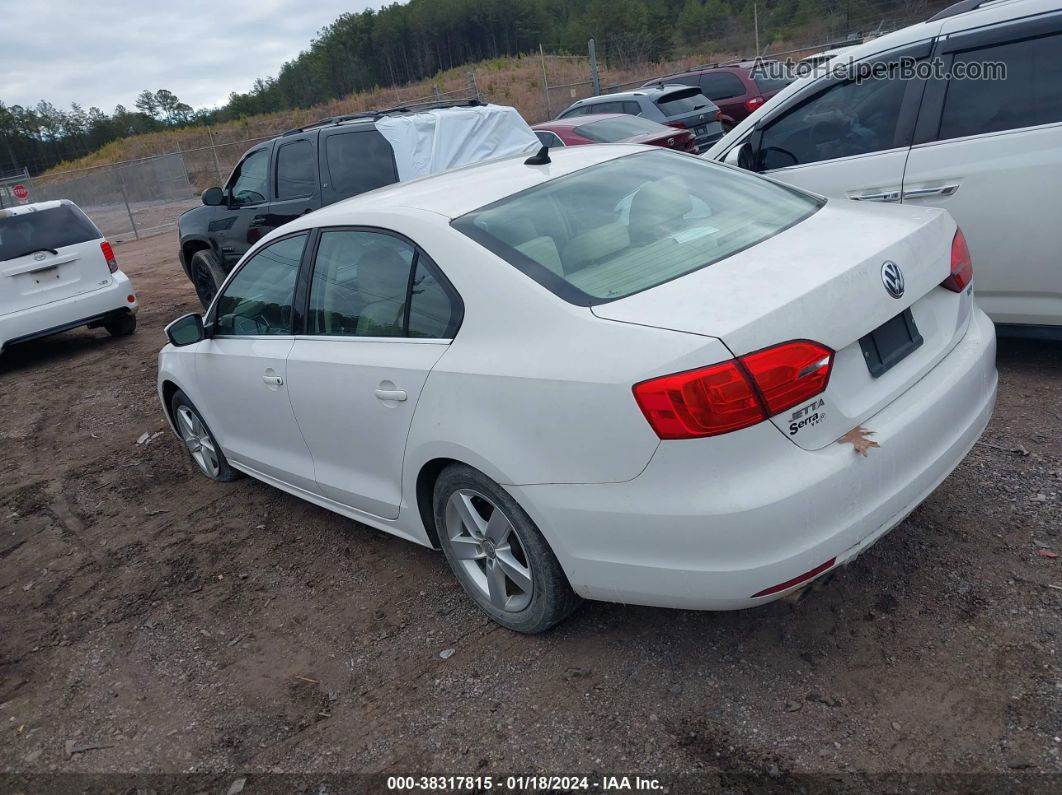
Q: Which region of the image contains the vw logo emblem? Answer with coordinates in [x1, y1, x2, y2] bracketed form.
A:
[33, 251, 46, 262]
[881, 260, 905, 299]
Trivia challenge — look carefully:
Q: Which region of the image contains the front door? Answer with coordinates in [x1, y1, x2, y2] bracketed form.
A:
[214, 144, 275, 271]
[286, 228, 462, 519]
[194, 232, 319, 492]
[266, 135, 321, 230]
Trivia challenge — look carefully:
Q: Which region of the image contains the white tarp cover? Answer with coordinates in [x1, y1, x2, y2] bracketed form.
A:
[375, 104, 540, 182]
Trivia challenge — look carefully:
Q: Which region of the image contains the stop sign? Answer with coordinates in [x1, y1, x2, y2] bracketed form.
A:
[12, 184, 29, 202]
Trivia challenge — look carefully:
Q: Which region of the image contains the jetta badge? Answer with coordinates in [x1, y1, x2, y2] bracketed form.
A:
[881, 260, 905, 299]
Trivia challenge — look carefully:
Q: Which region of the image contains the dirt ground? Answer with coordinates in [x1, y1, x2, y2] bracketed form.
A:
[1, 231, 1060, 789]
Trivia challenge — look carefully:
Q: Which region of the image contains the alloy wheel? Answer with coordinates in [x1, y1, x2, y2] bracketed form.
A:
[175, 405, 221, 478]
[445, 488, 534, 612]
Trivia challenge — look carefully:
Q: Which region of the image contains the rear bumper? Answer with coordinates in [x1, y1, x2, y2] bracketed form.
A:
[510, 307, 997, 610]
[0, 271, 138, 350]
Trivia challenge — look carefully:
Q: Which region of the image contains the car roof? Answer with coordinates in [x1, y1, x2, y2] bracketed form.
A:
[299, 144, 648, 223]
[0, 199, 73, 218]
[533, 113, 629, 130]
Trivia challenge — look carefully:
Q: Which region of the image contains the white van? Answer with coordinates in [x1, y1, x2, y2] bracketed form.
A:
[1, 200, 138, 352]
[705, 0, 1062, 335]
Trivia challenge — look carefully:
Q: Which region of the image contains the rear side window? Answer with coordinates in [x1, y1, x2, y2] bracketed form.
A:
[0, 204, 101, 262]
[574, 116, 669, 142]
[656, 89, 712, 114]
[699, 72, 746, 100]
[325, 131, 398, 197]
[453, 150, 820, 305]
[275, 139, 316, 199]
[938, 31, 1062, 140]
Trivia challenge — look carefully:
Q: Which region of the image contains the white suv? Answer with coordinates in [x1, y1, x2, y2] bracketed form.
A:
[705, 0, 1062, 335]
[1, 200, 138, 352]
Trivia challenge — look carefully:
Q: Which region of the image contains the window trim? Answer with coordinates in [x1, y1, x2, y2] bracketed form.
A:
[274, 136, 318, 201]
[206, 229, 312, 337]
[297, 225, 464, 342]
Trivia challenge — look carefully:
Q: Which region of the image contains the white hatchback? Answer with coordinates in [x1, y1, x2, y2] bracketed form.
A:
[158, 145, 996, 632]
[0, 200, 138, 352]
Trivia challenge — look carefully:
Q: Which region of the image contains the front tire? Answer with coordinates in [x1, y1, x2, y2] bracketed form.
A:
[189, 250, 226, 310]
[433, 464, 580, 633]
[104, 313, 137, 337]
[170, 389, 240, 482]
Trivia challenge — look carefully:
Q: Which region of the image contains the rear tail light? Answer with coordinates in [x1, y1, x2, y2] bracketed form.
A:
[633, 340, 834, 439]
[715, 110, 724, 123]
[941, 228, 972, 293]
[101, 241, 118, 273]
[745, 96, 765, 114]
[666, 120, 688, 130]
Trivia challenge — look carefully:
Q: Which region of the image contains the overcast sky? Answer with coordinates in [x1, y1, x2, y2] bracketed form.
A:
[0, 0, 390, 113]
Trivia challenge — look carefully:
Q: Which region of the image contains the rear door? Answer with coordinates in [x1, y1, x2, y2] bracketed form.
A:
[902, 8, 1062, 326]
[286, 227, 461, 519]
[698, 71, 749, 121]
[0, 202, 112, 316]
[266, 134, 321, 228]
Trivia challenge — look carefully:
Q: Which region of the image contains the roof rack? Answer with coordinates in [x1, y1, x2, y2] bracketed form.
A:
[927, 0, 1001, 22]
[281, 98, 484, 137]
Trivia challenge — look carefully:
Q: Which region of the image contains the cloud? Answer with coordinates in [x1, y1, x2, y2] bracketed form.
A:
[0, 0, 390, 112]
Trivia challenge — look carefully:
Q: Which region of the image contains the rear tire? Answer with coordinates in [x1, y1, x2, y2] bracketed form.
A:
[189, 250, 226, 310]
[433, 464, 581, 633]
[170, 389, 240, 482]
[104, 313, 137, 337]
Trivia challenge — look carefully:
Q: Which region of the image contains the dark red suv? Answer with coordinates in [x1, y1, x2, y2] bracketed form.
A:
[643, 61, 793, 130]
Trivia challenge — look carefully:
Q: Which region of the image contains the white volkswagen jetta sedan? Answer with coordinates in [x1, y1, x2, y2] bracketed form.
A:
[158, 145, 997, 633]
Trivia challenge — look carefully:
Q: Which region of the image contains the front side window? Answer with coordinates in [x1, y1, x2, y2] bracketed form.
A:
[324, 130, 398, 197]
[214, 233, 306, 335]
[938, 31, 1062, 141]
[228, 148, 270, 206]
[758, 74, 908, 170]
[454, 150, 820, 305]
[275, 139, 316, 199]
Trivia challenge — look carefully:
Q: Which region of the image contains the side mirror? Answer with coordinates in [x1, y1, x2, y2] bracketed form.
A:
[202, 187, 225, 206]
[723, 143, 746, 167]
[165, 313, 206, 346]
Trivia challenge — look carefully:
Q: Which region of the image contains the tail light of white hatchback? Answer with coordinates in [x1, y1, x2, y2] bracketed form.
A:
[633, 340, 834, 439]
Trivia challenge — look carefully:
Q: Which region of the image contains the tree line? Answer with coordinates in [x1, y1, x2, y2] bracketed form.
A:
[0, 0, 928, 175]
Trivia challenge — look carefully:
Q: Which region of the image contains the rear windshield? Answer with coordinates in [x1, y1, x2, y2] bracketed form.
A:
[573, 116, 668, 142]
[655, 88, 713, 115]
[0, 204, 101, 262]
[453, 150, 821, 305]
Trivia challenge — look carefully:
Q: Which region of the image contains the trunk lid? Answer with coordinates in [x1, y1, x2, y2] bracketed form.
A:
[0, 201, 113, 316]
[592, 200, 972, 450]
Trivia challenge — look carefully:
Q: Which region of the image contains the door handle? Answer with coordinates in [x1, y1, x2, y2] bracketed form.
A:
[374, 388, 407, 402]
[902, 183, 960, 200]
[262, 374, 284, 386]
[847, 189, 901, 203]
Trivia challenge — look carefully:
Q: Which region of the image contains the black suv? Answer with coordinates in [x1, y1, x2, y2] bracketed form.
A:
[178, 100, 482, 308]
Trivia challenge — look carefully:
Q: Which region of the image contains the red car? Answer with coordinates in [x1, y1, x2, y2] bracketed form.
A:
[531, 113, 699, 154]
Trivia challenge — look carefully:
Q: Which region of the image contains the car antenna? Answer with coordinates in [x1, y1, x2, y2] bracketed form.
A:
[524, 145, 551, 166]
